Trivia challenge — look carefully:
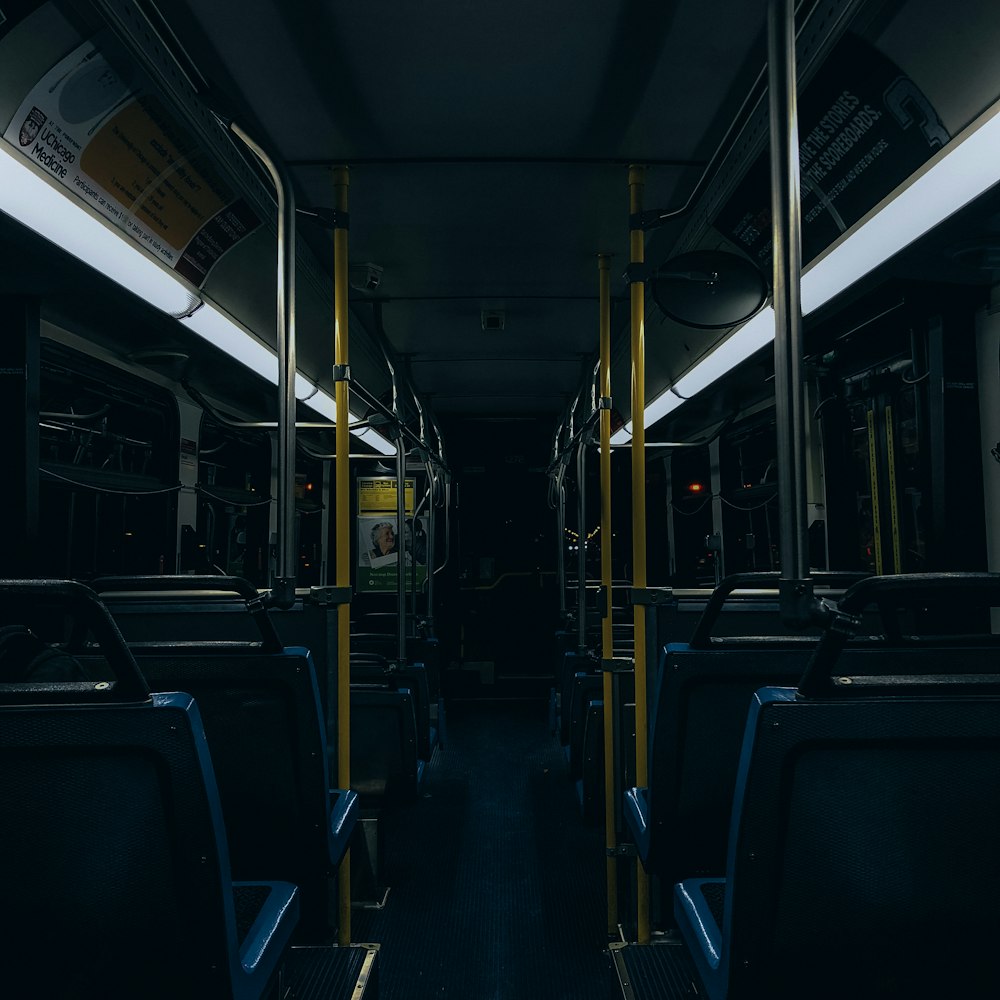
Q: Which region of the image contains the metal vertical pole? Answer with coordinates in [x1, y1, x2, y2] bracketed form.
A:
[229, 123, 297, 608]
[415, 397, 429, 630]
[567, 403, 578, 628]
[710, 438, 724, 584]
[598, 253, 618, 935]
[557, 465, 567, 621]
[431, 411, 451, 608]
[628, 164, 651, 943]
[332, 165, 352, 945]
[174, 399, 201, 574]
[396, 435, 408, 663]
[426, 460, 437, 629]
[375, 324, 410, 649]
[768, 0, 813, 619]
[664, 453, 677, 579]
[577, 438, 588, 654]
[420, 402, 437, 631]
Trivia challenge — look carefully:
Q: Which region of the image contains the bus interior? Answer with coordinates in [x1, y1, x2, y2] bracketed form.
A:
[2, 0, 1000, 997]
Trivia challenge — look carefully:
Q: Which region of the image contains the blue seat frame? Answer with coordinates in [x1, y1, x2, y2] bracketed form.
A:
[0, 689, 298, 999]
[676, 684, 1000, 1000]
[112, 642, 357, 940]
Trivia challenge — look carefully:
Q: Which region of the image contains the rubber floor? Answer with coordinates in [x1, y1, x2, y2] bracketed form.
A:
[351, 699, 619, 1000]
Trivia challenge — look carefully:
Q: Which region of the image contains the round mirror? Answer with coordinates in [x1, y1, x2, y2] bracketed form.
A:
[651, 250, 768, 330]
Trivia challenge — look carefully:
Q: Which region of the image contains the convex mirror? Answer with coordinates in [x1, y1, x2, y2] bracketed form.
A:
[651, 249, 768, 329]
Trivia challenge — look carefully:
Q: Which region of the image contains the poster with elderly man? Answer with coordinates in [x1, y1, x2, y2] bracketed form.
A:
[357, 477, 428, 593]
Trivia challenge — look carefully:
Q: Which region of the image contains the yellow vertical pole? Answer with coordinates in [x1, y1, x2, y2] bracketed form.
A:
[598, 252, 617, 937]
[629, 164, 651, 944]
[333, 165, 352, 946]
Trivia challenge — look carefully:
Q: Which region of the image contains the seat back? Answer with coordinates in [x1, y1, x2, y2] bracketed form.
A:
[721, 568, 1000, 998]
[647, 639, 1000, 884]
[351, 632, 399, 659]
[680, 572, 868, 648]
[578, 697, 605, 824]
[103, 643, 334, 938]
[558, 649, 596, 745]
[95, 576, 344, 723]
[0, 579, 302, 996]
[568, 671, 603, 780]
[724, 685, 1000, 999]
[350, 684, 421, 803]
[96, 576, 283, 648]
[409, 635, 442, 699]
[350, 654, 434, 761]
[0, 688, 246, 998]
[644, 644, 808, 881]
[643, 572, 1000, 884]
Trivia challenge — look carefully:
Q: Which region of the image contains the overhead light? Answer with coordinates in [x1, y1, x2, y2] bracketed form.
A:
[292, 383, 396, 455]
[0, 140, 201, 318]
[0, 138, 397, 457]
[180, 301, 276, 381]
[297, 386, 396, 455]
[613, 97, 1000, 442]
[353, 426, 397, 455]
[801, 99, 1000, 313]
[180, 301, 396, 453]
[612, 308, 773, 441]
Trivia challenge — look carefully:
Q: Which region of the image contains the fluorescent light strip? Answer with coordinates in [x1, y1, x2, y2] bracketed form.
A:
[180, 301, 396, 454]
[353, 425, 398, 455]
[802, 101, 1000, 313]
[293, 383, 396, 455]
[612, 99, 1000, 443]
[180, 301, 275, 381]
[0, 140, 201, 318]
[0, 143, 395, 454]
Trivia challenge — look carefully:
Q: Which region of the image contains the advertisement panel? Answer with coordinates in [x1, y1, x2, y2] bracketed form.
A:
[2, 37, 259, 286]
[357, 477, 427, 593]
[714, 33, 948, 269]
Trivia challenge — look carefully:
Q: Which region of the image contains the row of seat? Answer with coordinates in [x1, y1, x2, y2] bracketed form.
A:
[622, 572, 1000, 999]
[0, 576, 449, 996]
[0, 580, 306, 998]
[95, 580, 443, 811]
[97, 577, 444, 926]
[555, 574, 871, 827]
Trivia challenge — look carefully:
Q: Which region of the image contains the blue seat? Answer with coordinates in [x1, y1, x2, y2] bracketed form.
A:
[576, 696, 605, 824]
[676, 684, 1000, 998]
[558, 649, 595, 745]
[0, 579, 299, 999]
[117, 642, 357, 940]
[625, 639, 812, 878]
[626, 574, 999, 885]
[351, 652, 437, 760]
[350, 683, 425, 803]
[93, 575, 359, 937]
[675, 574, 1000, 999]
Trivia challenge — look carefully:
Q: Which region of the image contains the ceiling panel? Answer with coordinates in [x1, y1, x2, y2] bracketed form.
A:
[121, 0, 776, 424]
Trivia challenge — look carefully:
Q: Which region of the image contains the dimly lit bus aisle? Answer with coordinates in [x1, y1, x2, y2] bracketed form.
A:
[352, 700, 619, 999]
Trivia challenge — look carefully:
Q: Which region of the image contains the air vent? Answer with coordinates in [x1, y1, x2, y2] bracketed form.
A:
[481, 310, 505, 332]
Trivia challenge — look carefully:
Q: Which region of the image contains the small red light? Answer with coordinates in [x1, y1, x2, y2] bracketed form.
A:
[306, 482, 314, 491]
[688, 482, 704, 493]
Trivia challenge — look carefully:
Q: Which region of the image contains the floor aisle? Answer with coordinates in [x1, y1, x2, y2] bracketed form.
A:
[351, 699, 619, 1000]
